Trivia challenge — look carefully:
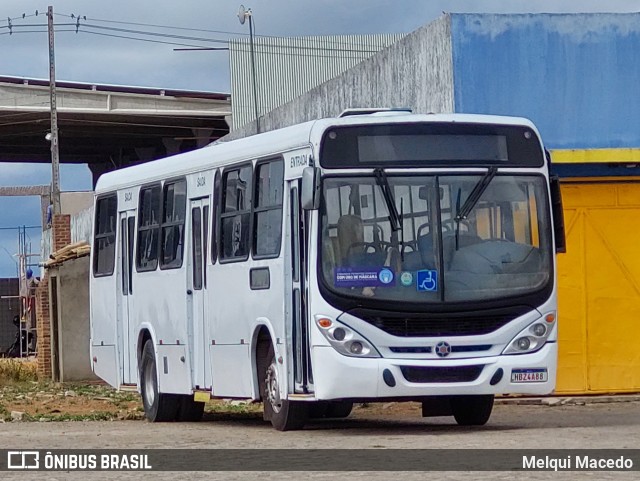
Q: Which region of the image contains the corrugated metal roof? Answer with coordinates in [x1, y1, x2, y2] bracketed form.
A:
[229, 34, 404, 130]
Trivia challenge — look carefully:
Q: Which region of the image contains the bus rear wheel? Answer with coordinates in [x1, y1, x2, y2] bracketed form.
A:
[451, 395, 494, 426]
[176, 395, 205, 422]
[140, 340, 179, 422]
[262, 345, 308, 431]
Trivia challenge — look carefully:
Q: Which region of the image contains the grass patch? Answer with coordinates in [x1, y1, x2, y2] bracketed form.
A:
[1, 376, 265, 422]
[22, 411, 143, 422]
[0, 358, 38, 384]
[205, 400, 262, 415]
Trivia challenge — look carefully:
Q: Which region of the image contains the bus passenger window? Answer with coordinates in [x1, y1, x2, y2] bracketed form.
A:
[137, 185, 161, 271]
[220, 165, 252, 261]
[253, 160, 284, 258]
[93, 195, 117, 276]
[160, 179, 187, 269]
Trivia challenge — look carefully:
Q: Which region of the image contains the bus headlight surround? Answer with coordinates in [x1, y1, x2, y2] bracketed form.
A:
[315, 315, 380, 358]
[516, 337, 531, 350]
[531, 323, 546, 337]
[333, 327, 346, 341]
[503, 313, 556, 355]
[349, 341, 364, 354]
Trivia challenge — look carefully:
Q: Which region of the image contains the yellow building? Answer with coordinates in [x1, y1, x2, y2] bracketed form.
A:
[553, 149, 640, 394]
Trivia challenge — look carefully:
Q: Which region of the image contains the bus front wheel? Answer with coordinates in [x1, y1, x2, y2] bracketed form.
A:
[140, 340, 179, 422]
[262, 345, 308, 431]
[451, 395, 494, 426]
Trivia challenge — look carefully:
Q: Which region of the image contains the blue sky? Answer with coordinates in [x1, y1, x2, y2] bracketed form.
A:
[1, 0, 639, 277]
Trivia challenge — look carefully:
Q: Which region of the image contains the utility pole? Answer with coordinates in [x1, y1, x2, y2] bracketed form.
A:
[238, 5, 260, 134]
[48, 5, 61, 215]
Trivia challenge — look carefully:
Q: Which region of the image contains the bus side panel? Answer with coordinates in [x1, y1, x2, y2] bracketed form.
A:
[91, 345, 119, 387]
[130, 268, 191, 394]
[209, 262, 256, 398]
[90, 276, 120, 387]
[209, 259, 287, 399]
[157, 344, 192, 394]
[209, 344, 251, 397]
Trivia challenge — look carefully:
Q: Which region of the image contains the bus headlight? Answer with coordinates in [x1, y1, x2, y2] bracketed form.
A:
[503, 312, 556, 355]
[315, 316, 380, 358]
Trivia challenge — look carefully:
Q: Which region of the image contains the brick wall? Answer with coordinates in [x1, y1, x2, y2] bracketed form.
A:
[36, 214, 71, 378]
[52, 214, 71, 251]
[35, 276, 51, 377]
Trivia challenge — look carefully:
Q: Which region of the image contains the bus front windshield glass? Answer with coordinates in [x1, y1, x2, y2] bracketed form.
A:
[319, 174, 552, 304]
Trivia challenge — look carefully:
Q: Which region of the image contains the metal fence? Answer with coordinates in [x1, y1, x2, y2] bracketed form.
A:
[0, 278, 19, 354]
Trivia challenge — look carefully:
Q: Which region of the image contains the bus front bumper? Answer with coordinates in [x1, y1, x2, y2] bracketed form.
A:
[308, 342, 557, 401]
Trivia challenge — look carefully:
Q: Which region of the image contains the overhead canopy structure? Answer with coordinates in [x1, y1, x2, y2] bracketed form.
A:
[0, 75, 231, 184]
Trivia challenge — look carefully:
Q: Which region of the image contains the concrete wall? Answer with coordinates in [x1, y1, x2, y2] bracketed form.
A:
[71, 206, 94, 244]
[49, 256, 97, 382]
[41, 194, 93, 277]
[61, 192, 93, 217]
[228, 15, 454, 139]
[451, 13, 640, 150]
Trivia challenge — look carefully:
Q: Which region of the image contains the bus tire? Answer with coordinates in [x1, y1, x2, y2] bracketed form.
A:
[176, 395, 205, 422]
[325, 401, 353, 419]
[308, 401, 329, 419]
[262, 345, 308, 431]
[451, 395, 494, 426]
[140, 340, 179, 422]
[309, 401, 353, 419]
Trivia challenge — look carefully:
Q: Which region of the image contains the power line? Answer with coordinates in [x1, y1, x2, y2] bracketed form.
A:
[3, 15, 389, 57]
[55, 11, 400, 50]
[54, 12, 251, 38]
[78, 29, 215, 49]
[79, 23, 382, 54]
[81, 23, 230, 45]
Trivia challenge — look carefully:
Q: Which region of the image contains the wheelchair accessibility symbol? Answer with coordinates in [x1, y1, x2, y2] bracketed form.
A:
[417, 270, 438, 292]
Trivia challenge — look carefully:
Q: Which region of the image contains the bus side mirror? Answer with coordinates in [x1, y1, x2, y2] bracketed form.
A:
[301, 167, 321, 210]
[550, 175, 566, 253]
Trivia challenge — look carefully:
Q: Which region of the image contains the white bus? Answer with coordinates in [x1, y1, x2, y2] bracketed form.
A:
[90, 110, 565, 430]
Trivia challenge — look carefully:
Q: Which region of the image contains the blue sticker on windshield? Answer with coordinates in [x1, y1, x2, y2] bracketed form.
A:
[335, 268, 395, 288]
[417, 269, 438, 292]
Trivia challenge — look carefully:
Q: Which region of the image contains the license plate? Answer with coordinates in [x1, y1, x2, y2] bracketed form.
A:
[511, 368, 548, 383]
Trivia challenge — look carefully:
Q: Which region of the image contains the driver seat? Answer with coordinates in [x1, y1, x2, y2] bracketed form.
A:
[337, 214, 364, 265]
[337, 214, 385, 267]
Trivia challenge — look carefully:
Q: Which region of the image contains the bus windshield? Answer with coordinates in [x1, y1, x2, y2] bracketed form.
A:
[319, 174, 552, 304]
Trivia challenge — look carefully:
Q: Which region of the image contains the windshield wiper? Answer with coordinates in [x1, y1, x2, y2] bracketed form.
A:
[374, 168, 400, 232]
[455, 167, 497, 222]
[454, 166, 497, 251]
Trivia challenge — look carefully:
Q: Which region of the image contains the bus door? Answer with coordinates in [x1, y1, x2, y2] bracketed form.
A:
[117, 209, 136, 384]
[187, 197, 211, 390]
[288, 179, 311, 393]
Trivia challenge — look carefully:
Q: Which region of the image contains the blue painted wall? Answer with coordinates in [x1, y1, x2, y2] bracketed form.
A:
[451, 14, 640, 150]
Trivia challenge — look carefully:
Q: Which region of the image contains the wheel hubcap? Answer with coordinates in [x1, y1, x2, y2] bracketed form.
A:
[265, 362, 282, 413]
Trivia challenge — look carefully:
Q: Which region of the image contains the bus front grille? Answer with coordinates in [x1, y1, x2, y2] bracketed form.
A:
[400, 365, 484, 383]
[349, 305, 529, 337]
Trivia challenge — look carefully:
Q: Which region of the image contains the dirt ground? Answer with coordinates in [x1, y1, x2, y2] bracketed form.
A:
[0, 377, 436, 422]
